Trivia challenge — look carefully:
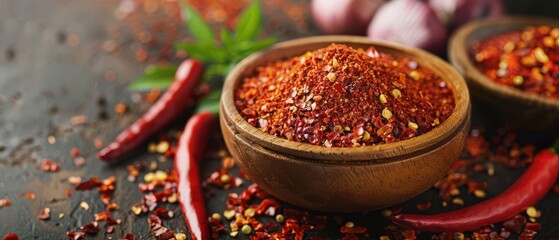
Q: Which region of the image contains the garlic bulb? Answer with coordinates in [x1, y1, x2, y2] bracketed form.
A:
[312, 0, 385, 35]
[367, 0, 447, 54]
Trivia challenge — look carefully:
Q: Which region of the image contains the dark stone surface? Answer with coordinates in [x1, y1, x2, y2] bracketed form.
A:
[1, 0, 558, 239]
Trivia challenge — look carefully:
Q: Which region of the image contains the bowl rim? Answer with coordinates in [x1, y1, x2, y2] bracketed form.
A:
[449, 16, 559, 110]
[221, 35, 470, 162]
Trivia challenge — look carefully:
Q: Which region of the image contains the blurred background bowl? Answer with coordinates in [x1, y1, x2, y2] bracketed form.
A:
[449, 16, 559, 131]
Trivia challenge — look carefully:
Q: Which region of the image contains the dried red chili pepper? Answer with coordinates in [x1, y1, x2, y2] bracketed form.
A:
[98, 59, 204, 163]
[392, 142, 559, 232]
[2, 233, 19, 240]
[175, 111, 216, 240]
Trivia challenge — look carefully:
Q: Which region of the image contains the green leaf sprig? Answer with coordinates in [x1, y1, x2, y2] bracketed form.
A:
[129, 0, 276, 114]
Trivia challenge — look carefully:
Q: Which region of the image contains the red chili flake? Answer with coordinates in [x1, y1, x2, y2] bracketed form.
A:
[154, 207, 174, 219]
[0, 199, 10, 207]
[105, 225, 115, 234]
[37, 207, 51, 220]
[503, 215, 527, 233]
[75, 177, 102, 190]
[66, 231, 86, 240]
[70, 147, 80, 157]
[94, 211, 112, 221]
[106, 203, 119, 211]
[119, 233, 135, 240]
[525, 222, 542, 231]
[340, 226, 367, 234]
[206, 168, 243, 189]
[80, 221, 100, 234]
[235, 44, 454, 147]
[65, 188, 72, 197]
[2, 233, 19, 240]
[416, 202, 432, 210]
[94, 138, 104, 149]
[70, 115, 87, 125]
[39, 159, 61, 172]
[106, 217, 122, 226]
[25, 193, 36, 200]
[209, 218, 226, 239]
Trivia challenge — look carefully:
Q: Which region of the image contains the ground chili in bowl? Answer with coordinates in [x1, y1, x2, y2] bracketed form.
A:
[220, 36, 470, 212]
[234, 44, 455, 147]
[449, 17, 559, 131]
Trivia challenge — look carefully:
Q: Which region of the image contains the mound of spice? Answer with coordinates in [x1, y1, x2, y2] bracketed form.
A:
[471, 26, 559, 99]
[235, 44, 454, 147]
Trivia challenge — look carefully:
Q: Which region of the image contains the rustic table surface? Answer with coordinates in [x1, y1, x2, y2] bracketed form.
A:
[1, 0, 559, 239]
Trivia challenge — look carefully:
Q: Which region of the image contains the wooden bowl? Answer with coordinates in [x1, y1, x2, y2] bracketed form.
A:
[449, 16, 559, 131]
[220, 36, 471, 212]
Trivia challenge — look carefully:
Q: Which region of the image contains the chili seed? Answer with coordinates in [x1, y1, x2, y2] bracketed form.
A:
[332, 57, 339, 68]
[526, 207, 539, 218]
[223, 210, 235, 220]
[408, 122, 418, 132]
[244, 208, 256, 217]
[474, 189, 486, 198]
[362, 131, 371, 141]
[59, 213, 65, 219]
[168, 193, 177, 203]
[345, 221, 354, 228]
[275, 214, 285, 223]
[382, 108, 393, 120]
[211, 213, 221, 221]
[131, 205, 142, 215]
[380, 236, 391, 240]
[381, 209, 392, 217]
[454, 232, 465, 240]
[504, 42, 515, 53]
[230, 231, 239, 237]
[379, 94, 387, 104]
[144, 172, 155, 182]
[80, 201, 90, 211]
[409, 70, 420, 81]
[534, 47, 549, 63]
[513, 75, 524, 86]
[154, 170, 167, 181]
[452, 198, 464, 205]
[391, 89, 402, 98]
[326, 72, 337, 82]
[220, 174, 231, 184]
[156, 141, 169, 154]
[241, 224, 252, 234]
[313, 95, 323, 102]
[174, 233, 187, 240]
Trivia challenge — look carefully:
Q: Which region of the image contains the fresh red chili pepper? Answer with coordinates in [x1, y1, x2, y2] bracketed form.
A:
[2, 233, 19, 240]
[98, 59, 204, 163]
[392, 144, 559, 232]
[174, 111, 216, 240]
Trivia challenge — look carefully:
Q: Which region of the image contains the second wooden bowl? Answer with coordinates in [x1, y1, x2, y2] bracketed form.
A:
[220, 36, 470, 212]
[449, 17, 559, 131]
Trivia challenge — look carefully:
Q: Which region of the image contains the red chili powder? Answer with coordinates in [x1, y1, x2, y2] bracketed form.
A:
[471, 26, 559, 99]
[235, 44, 455, 147]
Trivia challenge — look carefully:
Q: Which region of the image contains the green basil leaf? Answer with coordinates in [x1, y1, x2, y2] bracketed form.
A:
[234, 0, 262, 42]
[174, 43, 229, 63]
[221, 28, 234, 51]
[203, 63, 231, 81]
[195, 90, 222, 115]
[237, 37, 276, 55]
[180, 2, 215, 43]
[129, 65, 177, 90]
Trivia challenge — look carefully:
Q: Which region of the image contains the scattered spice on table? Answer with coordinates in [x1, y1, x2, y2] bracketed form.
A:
[471, 25, 559, 99]
[0, 198, 10, 207]
[235, 44, 455, 147]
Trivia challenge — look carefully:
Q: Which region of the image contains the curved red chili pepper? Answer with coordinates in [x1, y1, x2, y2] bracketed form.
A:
[98, 59, 204, 163]
[175, 111, 216, 240]
[392, 148, 559, 232]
